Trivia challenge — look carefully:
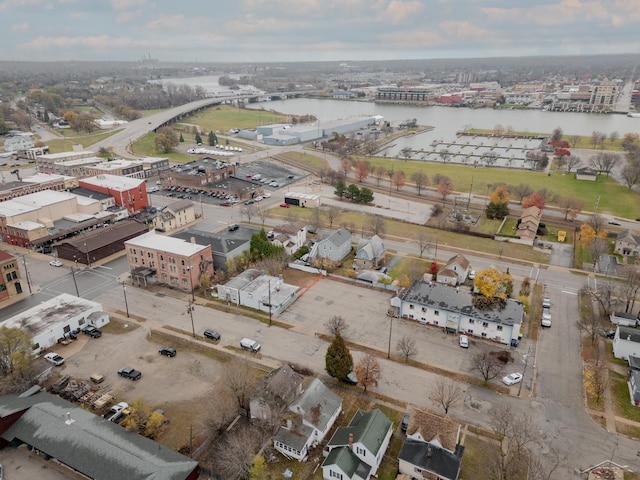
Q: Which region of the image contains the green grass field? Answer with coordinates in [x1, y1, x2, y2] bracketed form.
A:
[183, 105, 290, 133]
[45, 129, 122, 153]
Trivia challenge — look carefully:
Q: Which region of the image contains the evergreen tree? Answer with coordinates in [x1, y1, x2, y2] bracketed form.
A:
[195, 131, 203, 144]
[346, 184, 360, 200]
[325, 333, 353, 380]
[486, 202, 509, 220]
[334, 180, 347, 199]
[358, 187, 374, 203]
[179, 133, 184, 142]
[208, 131, 218, 146]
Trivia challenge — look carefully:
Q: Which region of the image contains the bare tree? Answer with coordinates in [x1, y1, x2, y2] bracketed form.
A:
[569, 135, 580, 147]
[224, 358, 257, 413]
[200, 391, 238, 436]
[588, 213, 606, 235]
[255, 205, 267, 226]
[211, 424, 266, 480]
[429, 378, 464, 414]
[621, 160, 640, 189]
[324, 206, 341, 228]
[584, 346, 607, 405]
[365, 214, 386, 236]
[396, 335, 417, 363]
[609, 131, 620, 144]
[557, 196, 584, 221]
[577, 288, 603, 347]
[241, 205, 256, 224]
[309, 207, 323, 234]
[471, 352, 504, 382]
[565, 155, 582, 172]
[511, 183, 533, 201]
[414, 232, 430, 258]
[590, 152, 617, 176]
[484, 405, 541, 480]
[325, 315, 348, 337]
[411, 172, 429, 196]
[354, 354, 381, 393]
[436, 178, 454, 201]
[528, 447, 562, 480]
[589, 237, 608, 265]
[619, 265, 640, 313]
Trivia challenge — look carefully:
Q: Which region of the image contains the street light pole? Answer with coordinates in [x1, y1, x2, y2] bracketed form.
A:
[187, 263, 195, 302]
[387, 315, 393, 359]
[518, 345, 533, 397]
[122, 283, 130, 318]
[268, 279, 272, 327]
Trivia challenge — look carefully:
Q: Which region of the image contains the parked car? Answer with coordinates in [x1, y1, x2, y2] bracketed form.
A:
[158, 346, 176, 357]
[82, 325, 102, 338]
[343, 372, 358, 385]
[542, 297, 551, 309]
[262, 192, 272, 198]
[220, 201, 232, 206]
[401, 413, 410, 432]
[203, 329, 221, 341]
[502, 372, 523, 386]
[602, 328, 616, 339]
[468, 270, 476, 280]
[228, 223, 239, 232]
[44, 352, 65, 366]
[541, 308, 552, 328]
[279, 203, 290, 208]
[240, 337, 261, 352]
[459, 335, 469, 348]
[607, 220, 622, 226]
[245, 199, 255, 205]
[103, 402, 129, 421]
[117, 367, 142, 381]
[49, 260, 63, 267]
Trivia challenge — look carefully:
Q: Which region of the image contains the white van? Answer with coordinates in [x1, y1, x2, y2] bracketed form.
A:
[240, 338, 261, 352]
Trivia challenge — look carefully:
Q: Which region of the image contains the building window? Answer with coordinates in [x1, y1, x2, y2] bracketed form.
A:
[181, 259, 185, 266]
[330, 471, 343, 480]
[63, 325, 70, 333]
[497, 325, 503, 331]
[409, 304, 415, 310]
[482, 322, 489, 328]
[421, 307, 426, 313]
[160, 255, 164, 261]
[469, 319, 474, 324]
[481, 332, 487, 338]
[467, 329, 473, 334]
[434, 310, 439, 316]
[5, 273, 10, 282]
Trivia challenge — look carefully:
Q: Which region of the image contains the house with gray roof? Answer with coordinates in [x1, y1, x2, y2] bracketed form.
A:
[250, 364, 304, 422]
[393, 281, 524, 345]
[309, 227, 352, 263]
[398, 407, 464, 480]
[273, 378, 342, 462]
[153, 199, 195, 232]
[613, 326, 640, 360]
[0, 387, 199, 480]
[322, 408, 393, 480]
[615, 230, 640, 257]
[354, 235, 386, 270]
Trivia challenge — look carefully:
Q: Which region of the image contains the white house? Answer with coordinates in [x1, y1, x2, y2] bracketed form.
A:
[615, 230, 640, 257]
[309, 227, 352, 263]
[322, 409, 393, 480]
[271, 222, 307, 255]
[613, 326, 640, 360]
[610, 312, 639, 328]
[442, 254, 471, 285]
[354, 235, 386, 270]
[3, 133, 34, 152]
[273, 378, 343, 462]
[153, 199, 195, 232]
[0, 293, 109, 354]
[395, 281, 523, 345]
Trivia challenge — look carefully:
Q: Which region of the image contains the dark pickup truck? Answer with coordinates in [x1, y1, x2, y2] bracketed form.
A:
[117, 367, 142, 381]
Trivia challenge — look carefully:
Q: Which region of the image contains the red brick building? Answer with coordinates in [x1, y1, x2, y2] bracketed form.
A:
[79, 174, 148, 214]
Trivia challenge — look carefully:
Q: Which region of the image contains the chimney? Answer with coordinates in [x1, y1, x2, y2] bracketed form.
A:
[348, 433, 353, 451]
[65, 412, 75, 425]
[191, 236, 196, 244]
[427, 446, 433, 458]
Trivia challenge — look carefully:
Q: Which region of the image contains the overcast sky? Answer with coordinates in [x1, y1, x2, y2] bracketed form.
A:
[1, 0, 639, 63]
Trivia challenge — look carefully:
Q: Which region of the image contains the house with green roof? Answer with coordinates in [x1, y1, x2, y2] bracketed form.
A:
[321, 408, 393, 480]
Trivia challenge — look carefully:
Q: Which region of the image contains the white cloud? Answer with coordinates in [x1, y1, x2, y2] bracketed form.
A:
[18, 34, 133, 51]
[379, 0, 424, 25]
[10, 22, 29, 32]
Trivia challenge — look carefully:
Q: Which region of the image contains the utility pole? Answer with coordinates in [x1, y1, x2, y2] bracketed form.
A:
[187, 301, 196, 338]
[268, 279, 272, 327]
[518, 345, 533, 397]
[22, 255, 32, 294]
[467, 176, 473, 211]
[71, 258, 80, 297]
[122, 283, 129, 318]
[387, 315, 393, 359]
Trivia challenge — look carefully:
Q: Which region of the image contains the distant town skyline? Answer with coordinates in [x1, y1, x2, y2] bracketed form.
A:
[1, 0, 639, 63]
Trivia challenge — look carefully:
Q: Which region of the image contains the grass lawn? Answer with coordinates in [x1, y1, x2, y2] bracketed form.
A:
[182, 105, 291, 133]
[45, 129, 122, 152]
[270, 205, 550, 264]
[277, 150, 330, 171]
[357, 157, 640, 219]
[131, 132, 192, 162]
[610, 372, 640, 422]
[458, 434, 489, 479]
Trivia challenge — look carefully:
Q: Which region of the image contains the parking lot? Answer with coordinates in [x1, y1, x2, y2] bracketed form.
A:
[53, 321, 222, 407]
[278, 278, 525, 379]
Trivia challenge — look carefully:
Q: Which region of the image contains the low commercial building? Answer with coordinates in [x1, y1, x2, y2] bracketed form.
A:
[54, 219, 149, 265]
[0, 293, 109, 353]
[80, 174, 149, 214]
[153, 199, 196, 232]
[0, 173, 77, 203]
[36, 150, 97, 175]
[171, 227, 253, 272]
[216, 269, 298, 314]
[158, 158, 236, 191]
[84, 159, 145, 179]
[283, 192, 320, 208]
[0, 387, 199, 480]
[125, 230, 214, 291]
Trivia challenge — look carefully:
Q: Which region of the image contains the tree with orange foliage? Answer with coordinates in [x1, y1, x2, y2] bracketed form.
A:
[354, 354, 381, 393]
[436, 178, 454, 201]
[521, 192, 545, 210]
[355, 161, 369, 182]
[489, 185, 510, 204]
[391, 170, 406, 191]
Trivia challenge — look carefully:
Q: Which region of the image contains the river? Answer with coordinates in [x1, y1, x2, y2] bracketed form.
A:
[247, 98, 640, 155]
